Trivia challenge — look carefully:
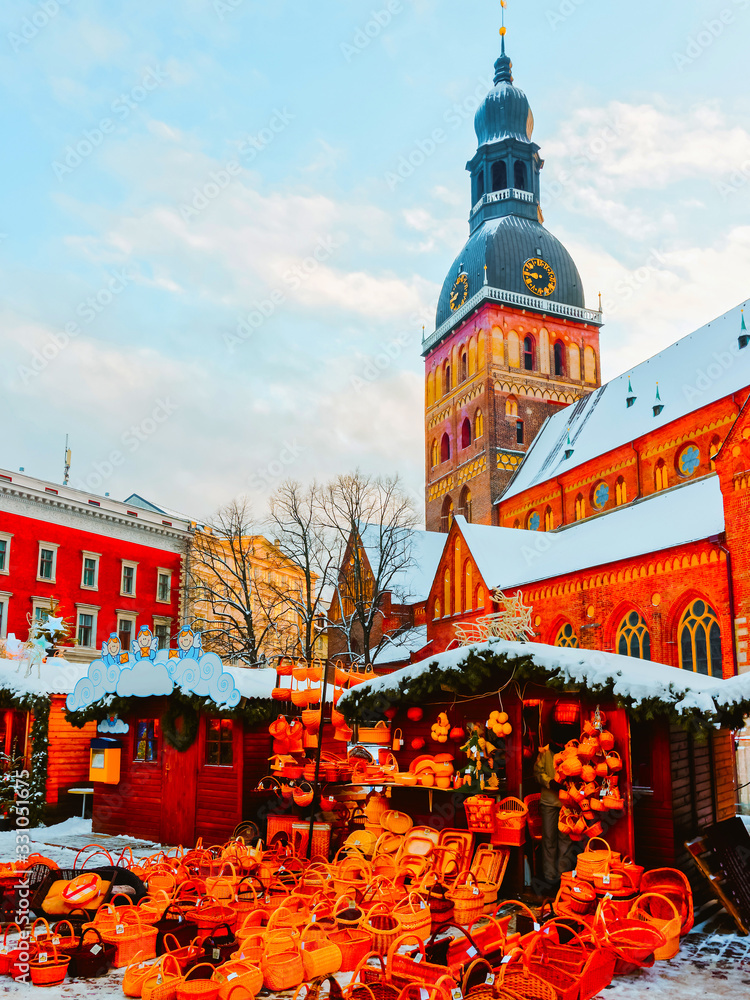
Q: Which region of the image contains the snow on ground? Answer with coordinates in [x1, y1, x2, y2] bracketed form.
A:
[0, 818, 158, 870]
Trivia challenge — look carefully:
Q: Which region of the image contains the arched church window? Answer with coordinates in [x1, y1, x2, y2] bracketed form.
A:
[513, 519, 521, 530]
[615, 476, 627, 506]
[505, 397, 518, 418]
[492, 160, 508, 191]
[655, 460, 668, 492]
[544, 506, 554, 531]
[679, 599, 722, 677]
[460, 351, 468, 382]
[461, 418, 472, 449]
[443, 362, 451, 395]
[584, 345, 597, 384]
[554, 341, 565, 377]
[443, 569, 452, 617]
[476, 585, 485, 610]
[430, 440, 438, 468]
[464, 560, 473, 610]
[575, 494, 585, 521]
[710, 435, 721, 471]
[476, 169, 485, 201]
[616, 610, 651, 660]
[475, 409, 485, 439]
[459, 487, 473, 523]
[523, 336, 535, 371]
[433, 598, 441, 620]
[514, 161, 527, 191]
[440, 433, 451, 463]
[555, 623, 579, 648]
[441, 496, 454, 534]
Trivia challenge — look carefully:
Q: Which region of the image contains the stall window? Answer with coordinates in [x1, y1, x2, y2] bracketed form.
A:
[206, 719, 234, 766]
[134, 719, 160, 762]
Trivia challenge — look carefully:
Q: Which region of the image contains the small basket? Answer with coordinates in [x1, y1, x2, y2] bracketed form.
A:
[300, 922, 343, 979]
[330, 927, 372, 972]
[361, 903, 400, 954]
[29, 943, 71, 987]
[447, 871, 485, 926]
[492, 797, 528, 847]
[358, 722, 391, 745]
[177, 963, 221, 1000]
[464, 796, 496, 834]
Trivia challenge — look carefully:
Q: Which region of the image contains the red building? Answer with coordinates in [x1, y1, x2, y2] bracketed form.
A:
[0, 468, 193, 659]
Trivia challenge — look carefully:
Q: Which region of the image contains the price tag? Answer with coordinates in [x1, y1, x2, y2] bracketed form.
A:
[228, 973, 238, 982]
[157, 976, 163, 985]
[278, 866, 286, 873]
[52, 936, 60, 945]
[602, 875, 610, 886]
[116, 924, 125, 936]
[572, 870, 577, 879]
[213, 949, 221, 960]
[485, 975, 495, 986]
[419, 901, 426, 909]
[501, 956, 512, 965]
[311, 914, 316, 922]
[467, 946, 478, 958]
[534, 922, 541, 932]
[90, 945, 102, 956]
[472, 887, 479, 896]
[604, 893, 613, 902]
[264, 895, 271, 904]
[451, 989, 463, 1000]
[413, 953, 422, 964]
[39, 954, 48, 964]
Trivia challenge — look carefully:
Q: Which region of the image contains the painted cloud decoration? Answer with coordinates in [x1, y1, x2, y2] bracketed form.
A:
[98, 716, 130, 735]
[65, 628, 242, 713]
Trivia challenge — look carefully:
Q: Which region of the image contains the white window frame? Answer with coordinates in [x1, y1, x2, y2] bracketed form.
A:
[81, 551, 101, 591]
[0, 591, 11, 638]
[0, 532, 13, 576]
[37, 542, 59, 584]
[116, 611, 138, 653]
[32, 598, 55, 627]
[153, 615, 173, 650]
[156, 568, 172, 604]
[120, 560, 139, 598]
[75, 603, 100, 650]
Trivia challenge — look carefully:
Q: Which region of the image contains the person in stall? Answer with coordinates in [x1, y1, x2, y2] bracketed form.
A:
[533, 720, 579, 894]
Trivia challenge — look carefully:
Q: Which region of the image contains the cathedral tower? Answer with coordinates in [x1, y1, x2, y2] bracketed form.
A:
[424, 36, 603, 532]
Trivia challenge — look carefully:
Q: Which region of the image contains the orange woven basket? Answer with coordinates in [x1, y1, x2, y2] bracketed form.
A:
[29, 943, 70, 987]
[100, 912, 158, 969]
[177, 963, 221, 1000]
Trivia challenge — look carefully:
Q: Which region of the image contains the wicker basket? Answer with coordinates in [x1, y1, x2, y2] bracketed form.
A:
[361, 903, 401, 954]
[261, 932, 305, 991]
[29, 943, 71, 987]
[213, 960, 263, 1000]
[576, 838, 620, 882]
[447, 871, 485, 926]
[393, 892, 431, 941]
[464, 796, 496, 834]
[330, 927, 372, 972]
[628, 893, 681, 960]
[358, 722, 391, 745]
[492, 797, 529, 847]
[100, 912, 158, 968]
[177, 963, 221, 1000]
[300, 922, 343, 979]
[142, 954, 184, 1000]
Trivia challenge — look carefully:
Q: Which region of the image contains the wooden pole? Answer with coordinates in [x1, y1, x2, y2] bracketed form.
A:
[306, 658, 330, 859]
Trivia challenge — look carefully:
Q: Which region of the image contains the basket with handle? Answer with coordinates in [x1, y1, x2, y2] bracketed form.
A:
[492, 797, 529, 847]
[591, 898, 665, 974]
[212, 959, 263, 1000]
[123, 950, 160, 997]
[496, 950, 557, 1000]
[610, 855, 645, 891]
[329, 925, 372, 972]
[396, 982, 454, 1000]
[348, 953, 400, 1000]
[393, 891, 431, 941]
[100, 911, 158, 968]
[526, 921, 616, 1000]
[385, 931, 455, 990]
[463, 796, 496, 834]
[176, 963, 221, 1000]
[627, 892, 681, 960]
[141, 954, 184, 1000]
[358, 721, 391, 745]
[447, 871, 485, 926]
[380, 811, 412, 835]
[294, 976, 346, 1000]
[32, 916, 78, 954]
[67, 926, 117, 978]
[575, 837, 620, 882]
[334, 894, 365, 930]
[163, 932, 203, 972]
[465, 914, 507, 967]
[300, 921, 343, 979]
[555, 876, 597, 917]
[267, 895, 311, 933]
[185, 896, 237, 934]
[462, 958, 498, 1000]
[333, 855, 372, 898]
[361, 903, 401, 954]
[29, 941, 71, 987]
[260, 930, 305, 991]
[202, 923, 237, 966]
[639, 868, 694, 935]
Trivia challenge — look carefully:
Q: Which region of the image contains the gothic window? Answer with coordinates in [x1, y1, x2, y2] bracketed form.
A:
[513, 519, 521, 529]
[460, 351, 468, 382]
[615, 477, 627, 506]
[554, 341, 565, 377]
[555, 623, 579, 648]
[444, 569, 452, 617]
[441, 496, 454, 533]
[475, 585, 485, 609]
[575, 494, 585, 521]
[461, 418, 472, 449]
[476, 169, 485, 201]
[709, 435, 721, 471]
[584, 346, 597, 384]
[433, 598, 441, 620]
[516, 420, 524, 445]
[544, 506, 554, 531]
[492, 160, 508, 191]
[440, 433, 451, 463]
[655, 460, 668, 492]
[475, 409, 485, 439]
[430, 440, 438, 468]
[679, 599, 722, 677]
[443, 363, 451, 395]
[459, 486, 473, 523]
[505, 397, 518, 418]
[463, 560, 473, 610]
[616, 611, 651, 660]
[592, 481, 609, 510]
[514, 161, 527, 191]
[527, 511, 540, 531]
[677, 444, 701, 478]
[523, 336, 535, 371]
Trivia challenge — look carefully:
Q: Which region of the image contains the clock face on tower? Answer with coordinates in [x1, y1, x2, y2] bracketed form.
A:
[449, 273, 469, 311]
[522, 257, 557, 297]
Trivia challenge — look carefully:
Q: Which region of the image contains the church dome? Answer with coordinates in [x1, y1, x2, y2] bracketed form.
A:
[435, 215, 586, 330]
[474, 53, 534, 146]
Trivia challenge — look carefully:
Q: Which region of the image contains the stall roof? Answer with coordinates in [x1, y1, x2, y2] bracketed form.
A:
[339, 639, 728, 718]
[456, 475, 724, 590]
[0, 656, 87, 699]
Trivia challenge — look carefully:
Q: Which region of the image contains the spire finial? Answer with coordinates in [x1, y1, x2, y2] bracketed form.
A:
[494, 0, 513, 84]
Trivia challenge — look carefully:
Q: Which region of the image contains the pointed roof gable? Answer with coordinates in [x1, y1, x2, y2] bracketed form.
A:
[501, 300, 750, 502]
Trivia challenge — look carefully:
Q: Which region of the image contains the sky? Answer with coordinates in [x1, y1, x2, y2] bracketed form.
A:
[1, 0, 749, 523]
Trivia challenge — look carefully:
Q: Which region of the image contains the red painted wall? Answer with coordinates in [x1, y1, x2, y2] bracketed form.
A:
[0, 509, 183, 649]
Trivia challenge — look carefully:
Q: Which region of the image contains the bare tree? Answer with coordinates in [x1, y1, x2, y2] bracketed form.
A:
[267, 481, 337, 663]
[189, 497, 291, 664]
[321, 472, 419, 665]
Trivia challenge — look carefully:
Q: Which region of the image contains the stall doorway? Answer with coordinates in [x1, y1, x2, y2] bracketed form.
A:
[160, 739, 199, 847]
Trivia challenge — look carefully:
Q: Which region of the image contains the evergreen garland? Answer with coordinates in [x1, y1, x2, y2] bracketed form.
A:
[0, 687, 50, 827]
[342, 646, 743, 733]
[65, 691, 277, 734]
[161, 699, 200, 751]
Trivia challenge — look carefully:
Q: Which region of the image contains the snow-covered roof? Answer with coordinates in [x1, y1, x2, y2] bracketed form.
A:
[339, 639, 727, 717]
[224, 665, 284, 701]
[371, 625, 431, 666]
[0, 656, 87, 698]
[360, 526, 447, 603]
[502, 300, 749, 502]
[455, 475, 724, 590]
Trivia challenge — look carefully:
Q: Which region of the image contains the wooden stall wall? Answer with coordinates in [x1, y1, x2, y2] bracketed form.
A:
[195, 718, 244, 845]
[631, 719, 675, 868]
[713, 729, 737, 822]
[45, 695, 98, 813]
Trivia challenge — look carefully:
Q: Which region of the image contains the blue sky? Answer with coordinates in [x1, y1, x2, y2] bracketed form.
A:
[1, 0, 749, 520]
